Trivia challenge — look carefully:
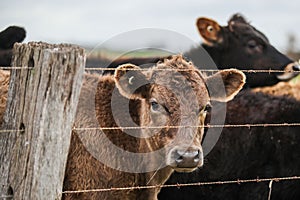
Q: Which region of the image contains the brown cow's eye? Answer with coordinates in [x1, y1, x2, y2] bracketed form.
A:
[150, 98, 169, 114]
[150, 98, 163, 112]
[151, 101, 160, 111]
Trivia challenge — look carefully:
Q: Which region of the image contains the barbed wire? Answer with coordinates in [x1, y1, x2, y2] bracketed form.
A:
[0, 66, 33, 70]
[73, 123, 300, 131]
[0, 66, 300, 74]
[0, 123, 299, 134]
[84, 67, 300, 74]
[61, 175, 300, 194]
[0, 129, 25, 133]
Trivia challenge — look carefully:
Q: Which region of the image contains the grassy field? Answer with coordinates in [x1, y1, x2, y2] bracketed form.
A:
[86, 47, 170, 59]
[291, 74, 300, 84]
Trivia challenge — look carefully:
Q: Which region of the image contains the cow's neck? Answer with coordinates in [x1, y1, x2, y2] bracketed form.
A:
[201, 44, 224, 68]
[136, 167, 174, 200]
[95, 77, 142, 152]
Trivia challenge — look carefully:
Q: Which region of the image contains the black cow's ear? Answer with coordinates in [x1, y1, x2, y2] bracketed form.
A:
[206, 69, 246, 102]
[114, 64, 150, 100]
[196, 17, 223, 46]
[0, 26, 26, 49]
[228, 13, 248, 24]
[228, 13, 249, 32]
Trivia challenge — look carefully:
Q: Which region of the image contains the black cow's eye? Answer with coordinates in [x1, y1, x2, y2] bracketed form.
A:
[246, 39, 264, 54]
[247, 40, 257, 49]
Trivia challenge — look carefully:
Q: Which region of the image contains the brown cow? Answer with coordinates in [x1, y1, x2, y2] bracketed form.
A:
[62, 55, 245, 200]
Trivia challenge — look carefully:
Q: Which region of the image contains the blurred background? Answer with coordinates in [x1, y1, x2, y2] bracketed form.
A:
[1, 0, 300, 58]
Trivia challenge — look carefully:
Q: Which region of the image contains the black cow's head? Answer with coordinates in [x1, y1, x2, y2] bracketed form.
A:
[196, 13, 300, 87]
[0, 26, 26, 66]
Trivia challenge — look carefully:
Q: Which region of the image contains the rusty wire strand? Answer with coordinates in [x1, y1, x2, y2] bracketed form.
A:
[0, 123, 300, 134]
[73, 123, 300, 131]
[0, 129, 25, 133]
[62, 176, 300, 194]
[1, 66, 300, 74]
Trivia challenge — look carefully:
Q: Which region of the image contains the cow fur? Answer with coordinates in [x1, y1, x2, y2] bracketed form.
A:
[253, 80, 300, 101]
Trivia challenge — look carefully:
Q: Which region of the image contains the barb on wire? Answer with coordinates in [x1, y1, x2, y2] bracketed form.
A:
[62, 176, 300, 194]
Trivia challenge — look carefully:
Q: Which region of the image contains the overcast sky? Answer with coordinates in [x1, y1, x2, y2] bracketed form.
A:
[1, 0, 299, 51]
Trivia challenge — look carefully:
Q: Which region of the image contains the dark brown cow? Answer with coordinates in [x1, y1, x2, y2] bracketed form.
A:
[62, 55, 245, 200]
[0, 26, 26, 66]
[158, 15, 300, 200]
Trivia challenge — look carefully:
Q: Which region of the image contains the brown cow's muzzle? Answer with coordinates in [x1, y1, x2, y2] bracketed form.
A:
[168, 146, 203, 172]
[276, 62, 300, 81]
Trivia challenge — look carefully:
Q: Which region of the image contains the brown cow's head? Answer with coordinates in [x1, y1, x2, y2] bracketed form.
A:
[194, 13, 300, 87]
[114, 55, 245, 172]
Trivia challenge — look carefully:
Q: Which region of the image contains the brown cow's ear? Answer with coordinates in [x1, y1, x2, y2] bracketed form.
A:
[196, 17, 223, 46]
[206, 69, 246, 102]
[114, 64, 150, 100]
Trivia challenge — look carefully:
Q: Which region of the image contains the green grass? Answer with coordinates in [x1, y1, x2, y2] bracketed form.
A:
[86, 48, 170, 59]
[291, 74, 300, 84]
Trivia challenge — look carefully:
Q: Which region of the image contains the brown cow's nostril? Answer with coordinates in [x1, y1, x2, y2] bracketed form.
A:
[175, 155, 183, 163]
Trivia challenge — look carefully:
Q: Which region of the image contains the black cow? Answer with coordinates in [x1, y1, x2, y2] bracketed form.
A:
[0, 26, 26, 66]
[158, 14, 300, 200]
[185, 13, 300, 87]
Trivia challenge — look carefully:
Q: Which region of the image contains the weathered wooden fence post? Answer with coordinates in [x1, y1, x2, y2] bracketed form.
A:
[0, 42, 85, 200]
